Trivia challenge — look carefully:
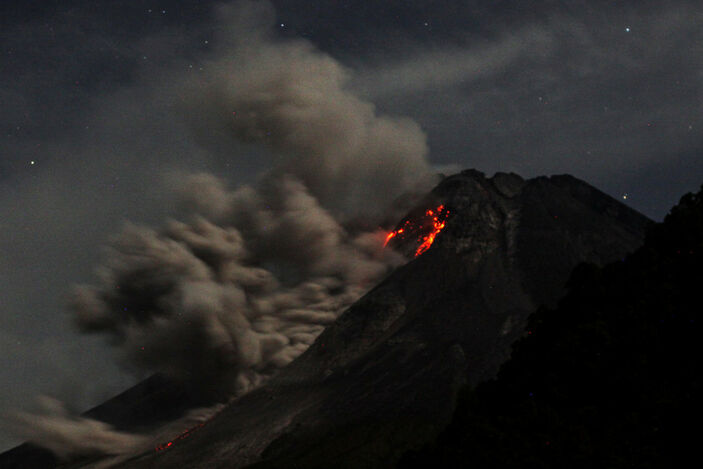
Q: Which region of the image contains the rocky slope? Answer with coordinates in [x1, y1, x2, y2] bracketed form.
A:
[399, 184, 702, 468]
[0, 170, 651, 468]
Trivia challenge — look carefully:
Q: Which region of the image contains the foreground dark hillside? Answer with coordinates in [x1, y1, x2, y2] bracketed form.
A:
[400, 185, 703, 468]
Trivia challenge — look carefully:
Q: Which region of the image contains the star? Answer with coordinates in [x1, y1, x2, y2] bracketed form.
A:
[30, 160, 35, 165]
[622, 194, 628, 200]
[625, 27, 631, 32]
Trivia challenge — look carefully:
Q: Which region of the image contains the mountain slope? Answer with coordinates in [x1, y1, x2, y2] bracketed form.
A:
[111, 170, 649, 469]
[0, 170, 650, 469]
[399, 184, 702, 468]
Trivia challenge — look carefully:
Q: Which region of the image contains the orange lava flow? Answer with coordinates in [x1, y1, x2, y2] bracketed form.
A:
[384, 225, 408, 246]
[414, 205, 448, 256]
[155, 422, 205, 452]
[384, 204, 449, 257]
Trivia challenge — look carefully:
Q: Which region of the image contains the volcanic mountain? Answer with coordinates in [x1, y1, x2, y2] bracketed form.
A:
[0, 169, 650, 468]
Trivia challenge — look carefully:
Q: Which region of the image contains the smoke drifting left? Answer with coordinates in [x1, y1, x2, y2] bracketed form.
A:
[6, 397, 148, 460]
[70, 175, 403, 400]
[8, 1, 436, 460]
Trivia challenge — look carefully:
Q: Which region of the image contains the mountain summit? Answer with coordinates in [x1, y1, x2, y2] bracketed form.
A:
[1, 170, 650, 469]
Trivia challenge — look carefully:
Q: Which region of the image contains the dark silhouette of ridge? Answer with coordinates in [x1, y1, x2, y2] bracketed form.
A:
[399, 184, 703, 468]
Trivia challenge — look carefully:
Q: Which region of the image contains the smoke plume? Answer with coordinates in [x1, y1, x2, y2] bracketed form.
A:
[183, 1, 434, 220]
[7, 396, 147, 461]
[68, 0, 432, 405]
[6, 1, 435, 459]
[70, 176, 403, 398]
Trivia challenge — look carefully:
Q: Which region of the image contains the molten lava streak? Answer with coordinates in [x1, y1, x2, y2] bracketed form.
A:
[155, 422, 205, 452]
[154, 405, 227, 453]
[384, 204, 449, 257]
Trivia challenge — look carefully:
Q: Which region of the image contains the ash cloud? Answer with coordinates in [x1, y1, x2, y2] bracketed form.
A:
[69, 0, 426, 407]
[71, 174, 403, 400]
[12, 0, 433, 457]
[182, 0, 435, 221]
[6, 396, 147, 461]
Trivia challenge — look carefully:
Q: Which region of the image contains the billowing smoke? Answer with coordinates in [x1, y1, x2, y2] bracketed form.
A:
[183, 1, 434, 221]
[7, 396, 147, 461]
[70, 174, 405, 398]
[64, 0, 432, 442]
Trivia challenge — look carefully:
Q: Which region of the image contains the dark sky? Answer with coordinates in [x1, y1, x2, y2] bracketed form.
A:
[1, 0, 701, 451]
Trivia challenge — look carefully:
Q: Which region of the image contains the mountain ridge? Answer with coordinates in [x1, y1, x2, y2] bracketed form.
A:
[399, 183, 703, 468]
[0, 169, 651, 469]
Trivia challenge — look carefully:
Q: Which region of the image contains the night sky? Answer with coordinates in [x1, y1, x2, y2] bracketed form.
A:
[1, 0, 702, 452]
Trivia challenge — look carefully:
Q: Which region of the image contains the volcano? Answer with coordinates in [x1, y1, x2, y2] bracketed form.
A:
[0, 170, 650, 469]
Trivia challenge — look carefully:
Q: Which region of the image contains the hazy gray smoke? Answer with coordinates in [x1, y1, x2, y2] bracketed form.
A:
[70, 171, 405, 398]
[183, 1, 435, 220]
[68, 0, 430, 403]
[8, 0, 434, 460]
[7, 396, 147, 460]
[32, 5, 435, 462]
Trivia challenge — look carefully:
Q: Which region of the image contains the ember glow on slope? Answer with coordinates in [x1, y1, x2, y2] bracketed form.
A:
[385, 205, 450, 257]
[154, 423, 204, 453]
[153, 204, 452, 456]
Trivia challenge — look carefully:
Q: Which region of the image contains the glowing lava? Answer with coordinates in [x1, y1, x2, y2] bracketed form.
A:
[414, 205, 449, 256]
[384, 225, 408, 245]
[155, 422, 205, 452]
[384, 204, 449, 257]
